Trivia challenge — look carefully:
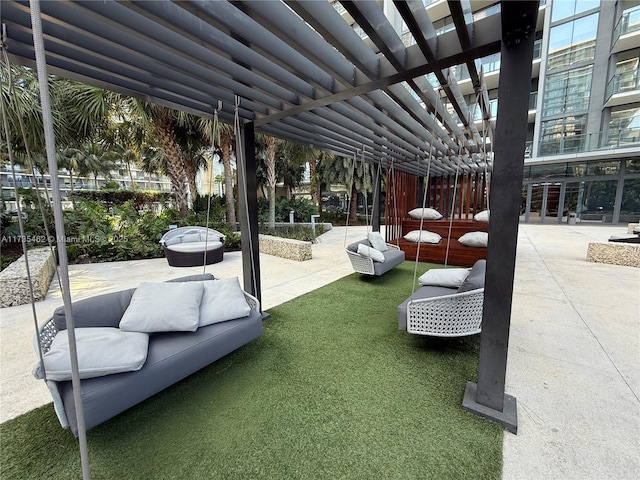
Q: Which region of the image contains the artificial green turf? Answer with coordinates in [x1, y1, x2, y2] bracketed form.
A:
[0, 262, 502, 479]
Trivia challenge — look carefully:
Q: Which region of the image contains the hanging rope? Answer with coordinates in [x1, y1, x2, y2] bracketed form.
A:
[202, 101, 221, 274]
[411, 153, 432, 295]
[360, 145, 371, 231]
[343, 150, 358, 247]
[234, 95, 258, 298]
[389, 158, 400, 247]
[0, 52, 49, 387]
[0, 30, 61, 294]
[444, 141, 463, 267]
[29, 1, 91, 478]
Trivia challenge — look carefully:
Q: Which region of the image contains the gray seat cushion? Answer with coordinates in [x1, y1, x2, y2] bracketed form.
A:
[372, 249, 405, 276]
[59, 311, 263, 435]
[397, 285, 457, 330]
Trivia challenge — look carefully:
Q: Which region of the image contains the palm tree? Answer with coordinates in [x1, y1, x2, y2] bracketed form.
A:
[199, 117, 237, 227]
[282, 143, 335, 214]
[256, 133, 280, 228]
[173, 121, 209, 203]
[322, 155, 375, 224]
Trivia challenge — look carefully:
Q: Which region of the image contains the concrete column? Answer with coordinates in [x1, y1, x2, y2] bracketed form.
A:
[462, 0, 539, 434]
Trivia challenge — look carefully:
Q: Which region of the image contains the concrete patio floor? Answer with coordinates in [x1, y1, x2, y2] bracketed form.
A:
[1, 223, 638, 479]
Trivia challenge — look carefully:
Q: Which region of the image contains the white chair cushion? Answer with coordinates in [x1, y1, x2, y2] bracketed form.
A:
[33, 327, 149, 381]
[459, 231, 489, 247]
[408, 208, 443, 220]
[166, 241, 223, 253]
[404, 230, 442, 244]
[357, 244, 385, 263]
[418, 268, 471, 288]
[474, 210, 490, 222]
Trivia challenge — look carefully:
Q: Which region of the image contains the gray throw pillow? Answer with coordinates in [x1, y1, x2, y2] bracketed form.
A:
[120, 281, 204, 332]
[457, 260, 486, 292]
[199, 277, 251, 326]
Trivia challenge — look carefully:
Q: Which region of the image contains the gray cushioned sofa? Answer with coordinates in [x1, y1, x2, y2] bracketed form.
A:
[398, 260, 486, 336]
[37, 274, 262, 436]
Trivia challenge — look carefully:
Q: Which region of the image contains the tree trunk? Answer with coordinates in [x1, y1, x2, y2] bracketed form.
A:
[220, 134, 237, 227]
[156, 115, 189, 216]
[127, 163, 135, 189]
[266, 136, 277, 229]
[183, 158, 199, 202]
[309, 159, 321, 215]
[349, 184, 358, 224]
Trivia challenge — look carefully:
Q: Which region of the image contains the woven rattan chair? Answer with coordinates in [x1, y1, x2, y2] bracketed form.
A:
[405, 288, 484, 337]
[345, 242, 405, 276]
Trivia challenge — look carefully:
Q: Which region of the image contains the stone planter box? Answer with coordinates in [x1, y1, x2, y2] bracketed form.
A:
[0, 247, 57, 307]
[258, 234, 312, 262]
[586, 242, 640, 268]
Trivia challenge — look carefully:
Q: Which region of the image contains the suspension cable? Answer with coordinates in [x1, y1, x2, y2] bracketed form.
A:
[202, 101, 221, 274]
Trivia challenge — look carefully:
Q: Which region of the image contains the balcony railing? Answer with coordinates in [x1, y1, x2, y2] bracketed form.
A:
[613, 6, 640, 44]
[605, 69, 640, 100]
[538, 127, 640, 156]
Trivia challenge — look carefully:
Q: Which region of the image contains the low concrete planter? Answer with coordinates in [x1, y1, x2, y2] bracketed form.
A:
[258, 234, 312, 262]
[587, 242, 640, 268]
[0, 247, 57, 307]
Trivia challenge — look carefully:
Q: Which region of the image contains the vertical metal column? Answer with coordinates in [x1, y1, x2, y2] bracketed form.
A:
[462, 0, 539, 434]
[541, 183, 549, 223]
[557, 182, 567, 224]
[525, 184, 532, 223]
[237, 121, 262, 307]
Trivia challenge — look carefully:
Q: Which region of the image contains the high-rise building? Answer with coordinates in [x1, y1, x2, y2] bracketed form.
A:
[337, 0, 640, 224]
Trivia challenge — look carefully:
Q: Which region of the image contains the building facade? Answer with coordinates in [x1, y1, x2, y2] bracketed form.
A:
[348, 0, 640, 224]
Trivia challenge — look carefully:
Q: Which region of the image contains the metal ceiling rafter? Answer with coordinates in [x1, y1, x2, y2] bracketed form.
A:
[448, 0, 495, 140]
[285, 0, 455, 156]
[233, 0, 446, 160]
[338, 0, 465, 152]
[392, 0, 478, 150]
[1, 0, 508, 176]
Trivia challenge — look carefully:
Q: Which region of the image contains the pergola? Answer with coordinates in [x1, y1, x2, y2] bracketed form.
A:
[2, 0, 539, 474]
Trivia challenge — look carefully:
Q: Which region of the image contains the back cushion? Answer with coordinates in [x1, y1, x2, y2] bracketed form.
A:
[54, 289, 136, 331]
[346, 240, 371, 253]
[53, 274, 216, 330]
[457, 259, 486, 293]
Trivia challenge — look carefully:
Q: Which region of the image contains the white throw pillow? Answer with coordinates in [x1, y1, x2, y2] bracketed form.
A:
[120, 281, 203, 332]
[33, 327, 149, 381]
[408, 208, 443, 220]
[403, 230, 442, 244]
[199, 278, 252, 327]
[474, 210, 490, 222]
[459, 231, 489, 247]
[357, 243, 385, 263]
[418, 268, 471, 288]
[367, 231, 388, 252]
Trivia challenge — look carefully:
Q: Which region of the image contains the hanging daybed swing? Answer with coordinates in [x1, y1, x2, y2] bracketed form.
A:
[345, 150, 405, 276]
[3, 16, 263, 475]
[396, 103, 487, 338]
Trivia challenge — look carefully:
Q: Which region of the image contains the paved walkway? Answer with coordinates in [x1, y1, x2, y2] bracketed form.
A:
[1, 223, 638, 479]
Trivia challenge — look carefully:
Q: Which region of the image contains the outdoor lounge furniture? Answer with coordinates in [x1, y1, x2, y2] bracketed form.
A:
[397, 259, 486, 336]
[34, 274, 263, 436]
[160, 226, 225, 267]
[346, 236, 405, 276]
